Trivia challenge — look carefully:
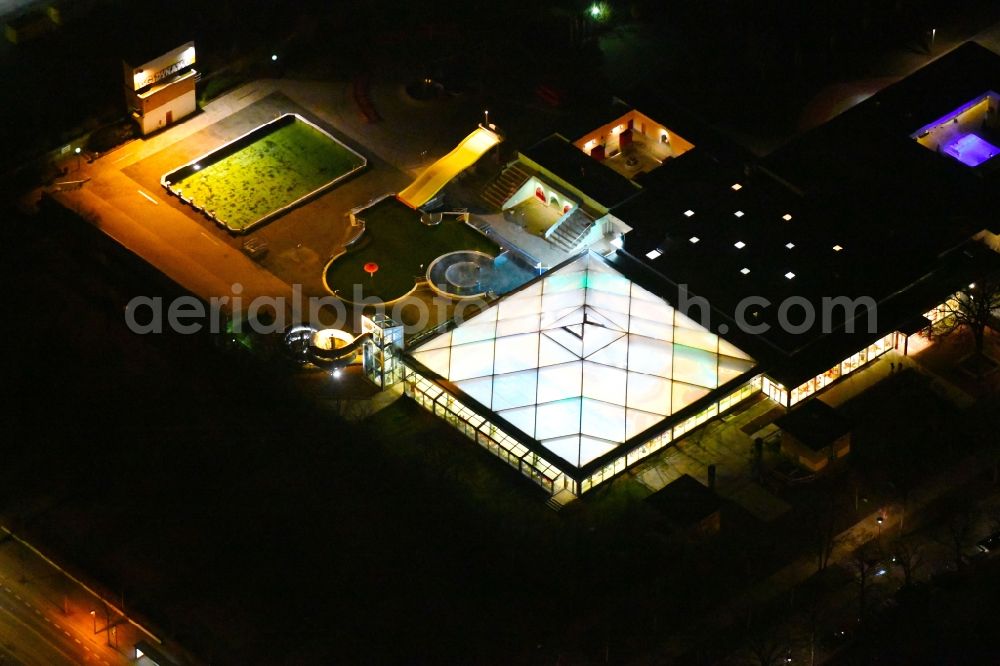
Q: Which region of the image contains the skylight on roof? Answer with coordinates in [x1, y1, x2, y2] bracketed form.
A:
[734, 241, 746, 249]
[684, 209, 695, 217]
[785, 242, 795, 249]
[740, 267, 750, 275]
[782, 214, 793, 221]
[734, 210, 745, 218]
[646, 249, 662, 260]
[689, 236, 700, 244]
[731, 183, 742, 191]
[784, 271, 796, 280]
[832, 244, 843, 252]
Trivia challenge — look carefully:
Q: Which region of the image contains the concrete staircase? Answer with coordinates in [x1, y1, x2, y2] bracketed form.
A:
[481, 163, 532, 210]
[547, 209, 594, 253]
[546, 488, 578, 512]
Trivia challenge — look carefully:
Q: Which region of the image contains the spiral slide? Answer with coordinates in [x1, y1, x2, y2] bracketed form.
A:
[397, 126, 500, 209]
[308, 329, 371, 366]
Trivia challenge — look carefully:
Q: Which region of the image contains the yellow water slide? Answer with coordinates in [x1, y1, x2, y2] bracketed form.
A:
[397, 126, 501, 208]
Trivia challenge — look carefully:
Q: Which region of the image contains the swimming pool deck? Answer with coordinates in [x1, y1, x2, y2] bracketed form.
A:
[474, 211, 617, 269]
[44, 82, 410, 306]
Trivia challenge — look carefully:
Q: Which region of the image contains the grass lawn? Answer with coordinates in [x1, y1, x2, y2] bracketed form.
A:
[171, 118, 364, 231]
[325, 197, 498, 301]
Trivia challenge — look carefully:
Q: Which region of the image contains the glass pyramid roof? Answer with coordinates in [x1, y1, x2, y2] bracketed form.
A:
[409, 253, 756, 469]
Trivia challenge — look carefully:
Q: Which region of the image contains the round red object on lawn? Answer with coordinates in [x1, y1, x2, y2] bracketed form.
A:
[364, 262, 379, 277]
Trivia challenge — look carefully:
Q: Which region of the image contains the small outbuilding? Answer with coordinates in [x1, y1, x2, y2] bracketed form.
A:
[775, 399, 851, 472]
[123, 42, 197, 136]
[646, 473, 721, 537]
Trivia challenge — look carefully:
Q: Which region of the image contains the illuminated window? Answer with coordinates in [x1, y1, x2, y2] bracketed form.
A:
[646, 249, 662, 260]
[832, 244, 843, 252]
[782, 213, 793, 221]
[740, 267, 750, 275]
[731, 183, 742, 191]
[785, 242, 795, 249]
[784, 271, 795, 280]
[734, 241, 746, 249]
[684, 209, 695, 217]
[689, 236, 700, 244]
[734, 210, 745, 218]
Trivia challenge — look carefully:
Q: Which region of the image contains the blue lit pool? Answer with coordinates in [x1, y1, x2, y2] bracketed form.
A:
[943, 133, 1000, 167]
[911, 91, 1000, 168]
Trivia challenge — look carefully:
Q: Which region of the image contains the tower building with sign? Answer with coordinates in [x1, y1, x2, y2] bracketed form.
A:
[123, 41, 197, 136]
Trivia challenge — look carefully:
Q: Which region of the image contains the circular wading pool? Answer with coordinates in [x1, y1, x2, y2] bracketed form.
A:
[426, 250, 496, 299]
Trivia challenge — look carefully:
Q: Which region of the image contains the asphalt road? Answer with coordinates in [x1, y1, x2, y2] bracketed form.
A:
[0, 580, 114, 665]
[0, 532, 133, 666]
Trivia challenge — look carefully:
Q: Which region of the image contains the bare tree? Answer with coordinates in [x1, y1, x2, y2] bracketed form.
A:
[933, 277, 1000, 369]
[889, 536, 924, 587]
[848, 543, 879, 627]
[936, 498, 975, 570]
[790, 584, 835, 666]
[809, 494, 838, 573]
[743, 620, 792, 666]
[985, 503, 1000, 533]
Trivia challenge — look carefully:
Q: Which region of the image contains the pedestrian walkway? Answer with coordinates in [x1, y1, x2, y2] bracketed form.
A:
[810, 348, 974, 410]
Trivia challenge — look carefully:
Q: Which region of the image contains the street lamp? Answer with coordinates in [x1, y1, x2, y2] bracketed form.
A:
[271, 53, 278, 62]
[90, 609, 96, 634]
[588, 2, 609, 21]
[876, 514, 884, 538]
[74, 146, 82, 171]
[484, 109, 489, 127]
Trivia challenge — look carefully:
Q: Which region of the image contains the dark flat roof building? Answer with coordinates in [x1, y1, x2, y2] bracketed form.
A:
[609, 41, 1000, 399]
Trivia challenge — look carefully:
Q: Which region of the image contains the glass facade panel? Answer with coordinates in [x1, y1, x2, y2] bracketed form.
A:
[404, 366, 568, 494]
[407, 364, 765, 496]
[674, 325, 718, 353]
[672, 345, 718, 388]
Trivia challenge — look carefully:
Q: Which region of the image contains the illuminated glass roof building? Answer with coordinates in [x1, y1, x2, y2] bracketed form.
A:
[399, 43, 1000, 498]
[403, 253, 759, 496]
